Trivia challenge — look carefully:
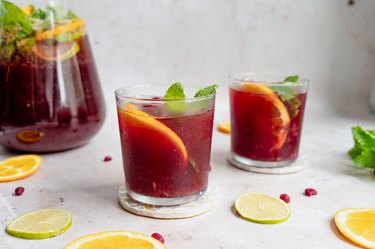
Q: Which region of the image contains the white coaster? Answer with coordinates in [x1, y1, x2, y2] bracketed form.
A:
[228, 156, 306, 174]
[118, 186, 213, 219]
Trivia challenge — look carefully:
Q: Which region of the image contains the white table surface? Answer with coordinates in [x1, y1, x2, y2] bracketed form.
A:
[1, 90, 374, 249]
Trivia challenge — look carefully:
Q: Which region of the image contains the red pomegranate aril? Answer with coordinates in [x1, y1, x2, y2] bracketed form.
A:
[279, 193, 290, 203]
[305, 188, 317, 197]
[103, 156, 112, 162]
[14, 187, 25, 196]
[151, 233, 165, 244]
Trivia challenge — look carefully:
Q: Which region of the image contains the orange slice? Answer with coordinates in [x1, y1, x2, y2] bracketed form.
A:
[33, 41, 79, 61]
[16, 130, 44, 143]
[36, 19, 85, 41]
[240, 83, 290, 150]
[334, 208, 375, 248]
[120, 103, 188, 161]
[218, 121, 231, 134]
[63, 230, 168, 249]
[22, 5, 34, 16]
[0, 155, 42, 182]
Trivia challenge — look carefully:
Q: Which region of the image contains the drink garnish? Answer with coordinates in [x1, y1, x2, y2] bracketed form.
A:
[164, 82, 218, 113]
[348, 126, 375, 169]
[164, 82, 186, 99]
[0, 1, 84, 60]
[269, 74, 299, 101]
[194, 84, 219, 97]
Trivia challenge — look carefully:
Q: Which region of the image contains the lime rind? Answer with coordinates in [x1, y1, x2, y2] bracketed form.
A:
[6, 208, 72, 240]
[234, 193, 291, 224]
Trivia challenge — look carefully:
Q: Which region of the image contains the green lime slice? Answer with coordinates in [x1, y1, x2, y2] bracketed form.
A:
[6, 208, 72, 239]
[33, 41, 80, 61]
[234, 193, 290, 224]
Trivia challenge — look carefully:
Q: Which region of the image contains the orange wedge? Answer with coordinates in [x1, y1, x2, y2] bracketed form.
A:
[36, 19, 85, 41]
[0, 155, 42, 182]
[335, 208, 375, 248]
[240, 83, 290, 150]
[120, 103, 188, 161]
[218, 121, 231, 134]
[63, 230, 168, 249]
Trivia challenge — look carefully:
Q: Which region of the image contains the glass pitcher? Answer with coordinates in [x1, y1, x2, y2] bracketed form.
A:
[0, 0, 105, 152]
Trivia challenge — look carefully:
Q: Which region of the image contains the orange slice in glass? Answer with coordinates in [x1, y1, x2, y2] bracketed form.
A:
[218, 121, 231, 134]
[21, 5, 34, 16]
[0, 155, 42, 182]
[36, 19, 85, 41]
[63, 230, 168, 249]
[120, 103, 188, 161]
[335, 208, 375, 248]
[240, 84, 290, 151]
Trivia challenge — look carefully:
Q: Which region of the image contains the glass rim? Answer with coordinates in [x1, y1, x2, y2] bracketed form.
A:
[115, 84, 217, 102]
[228, 72, 310, 86]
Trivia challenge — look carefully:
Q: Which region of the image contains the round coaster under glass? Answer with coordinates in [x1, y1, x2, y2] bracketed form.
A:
[228, 154, 306, 174]
[118, 186, 213, 219]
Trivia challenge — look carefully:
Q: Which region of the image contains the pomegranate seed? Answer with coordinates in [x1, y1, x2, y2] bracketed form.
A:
[305, 188, 318, 197]
[279, 193, 290, 203]
[151, 233, 165, 244]
[103, 156, 112, 162]
[14, 187, 25, 196]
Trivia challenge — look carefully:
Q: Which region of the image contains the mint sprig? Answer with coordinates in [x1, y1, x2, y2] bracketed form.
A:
[269, 75, 299, 101]
[164, 82, 185, 99]
[194, 84, 219, 98]
[348, 126, 375, 169]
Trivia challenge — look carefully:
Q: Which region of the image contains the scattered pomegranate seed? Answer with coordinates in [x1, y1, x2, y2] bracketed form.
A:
[103, 156, 112, 162]
[151, 233, 165, 244]
[279, 193, 290, 203]
[305, 188, 318, 197]
[14, 187, 25, 196]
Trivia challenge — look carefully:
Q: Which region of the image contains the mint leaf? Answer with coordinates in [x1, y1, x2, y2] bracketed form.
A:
[348, 126, 375, 169]
[164, 82, 185, 100]
[0, 1, 33, 41]
[353, 150, 375, 169]
[283, 75, 299, 83]
[194, 84, 219, 98]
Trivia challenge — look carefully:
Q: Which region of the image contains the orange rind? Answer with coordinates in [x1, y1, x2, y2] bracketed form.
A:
[218, 121, 231, 134]
[36, 19, 85, 41]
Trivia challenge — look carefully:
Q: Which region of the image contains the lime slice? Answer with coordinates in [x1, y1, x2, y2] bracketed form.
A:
[33, 41, 80, 62]
[234, 193, 290, 224]
[6, 209, 72, 239]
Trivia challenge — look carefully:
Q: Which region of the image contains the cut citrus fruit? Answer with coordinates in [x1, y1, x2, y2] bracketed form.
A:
[240, 83, 290, 151]
[234, 193, 290, 224]
[218, 121, 231, 134]
[22, 5, 34, 16]
[17, 130, 44, 143]
[33, 41, 79, 61]
[6, 209, 72, 240]
[63, 230, 168, 249]
[334, 208, 375, 248]
[120, 103, 188, 161]
[36, 19, 85, 41]
[0, 154, 42, 182]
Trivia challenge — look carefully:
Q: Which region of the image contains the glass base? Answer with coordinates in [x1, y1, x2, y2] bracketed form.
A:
[228, 153, 306, 174]
[127, 188, 207, 206]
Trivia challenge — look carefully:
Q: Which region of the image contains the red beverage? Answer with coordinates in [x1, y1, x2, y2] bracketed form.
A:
[229, 73, 309, 168]
[116, 86, 216, 205]
[0, 2, 105, 152]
